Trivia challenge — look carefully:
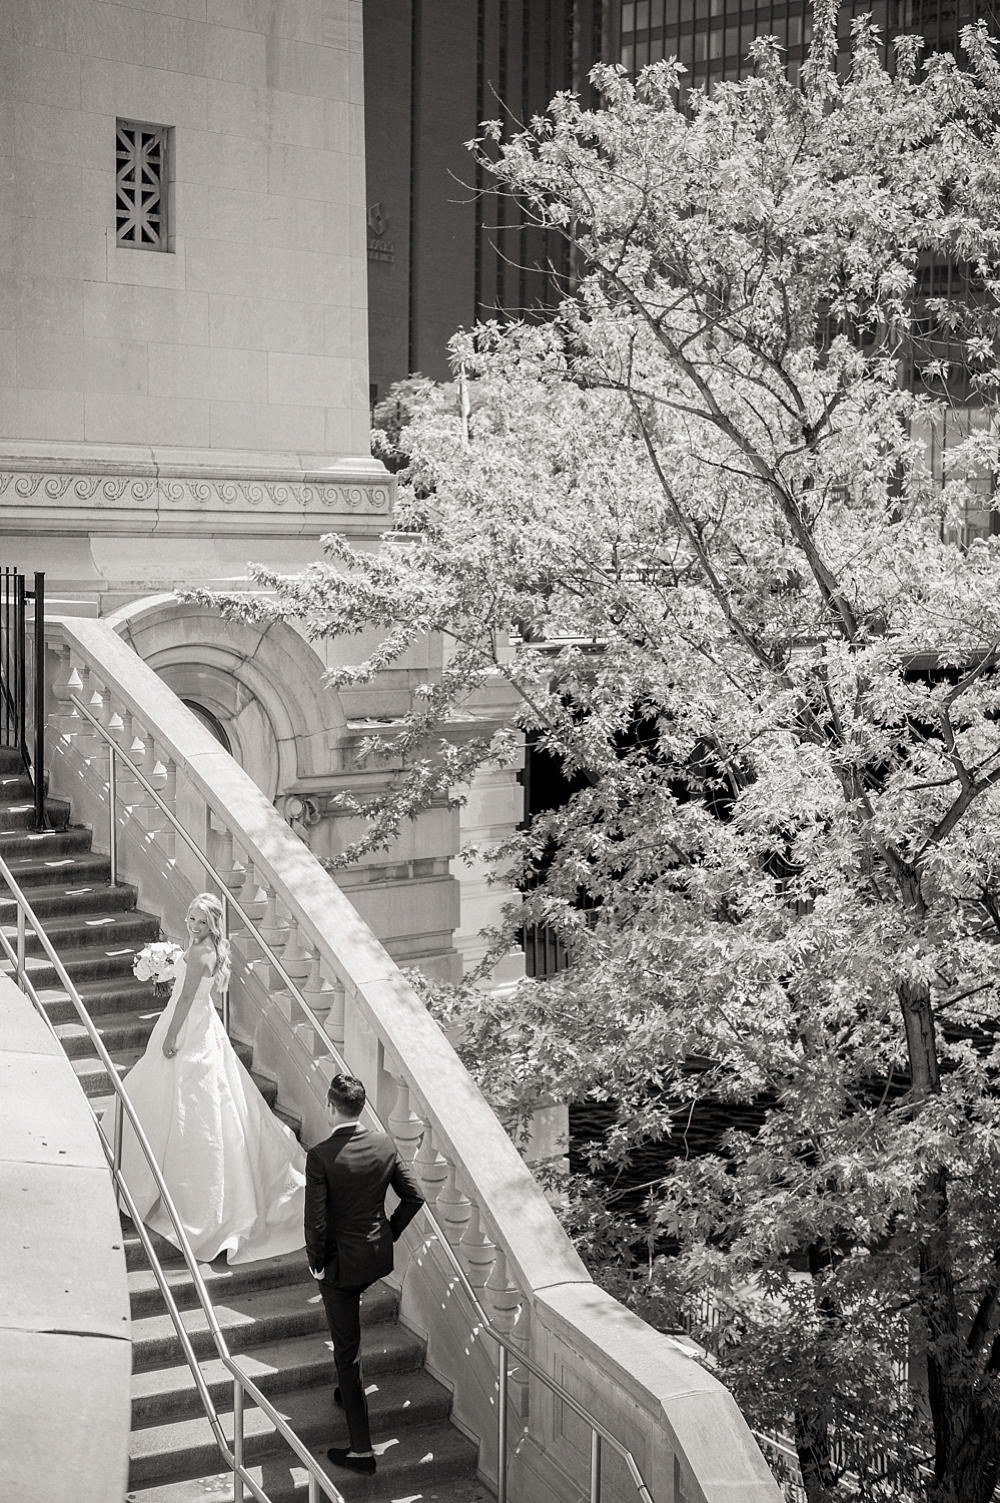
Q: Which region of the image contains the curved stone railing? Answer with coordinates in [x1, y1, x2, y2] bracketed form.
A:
[39, 611, 783, 1503]
[0, 974, 131, 1503]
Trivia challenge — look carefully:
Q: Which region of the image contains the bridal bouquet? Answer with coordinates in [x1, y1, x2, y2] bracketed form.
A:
[133, 940, 183, 995]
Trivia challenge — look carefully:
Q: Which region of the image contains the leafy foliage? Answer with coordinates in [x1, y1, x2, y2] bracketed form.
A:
[191, 16, 1000, 1500]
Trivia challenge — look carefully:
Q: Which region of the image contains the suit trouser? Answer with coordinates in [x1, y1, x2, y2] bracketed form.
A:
[319, 1281, 371, 1452]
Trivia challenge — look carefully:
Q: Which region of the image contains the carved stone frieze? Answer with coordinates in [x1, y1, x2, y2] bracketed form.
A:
[0, 470, 391, 515]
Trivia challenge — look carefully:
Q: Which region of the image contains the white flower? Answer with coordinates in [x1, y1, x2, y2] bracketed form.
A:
[133, 940, 184, 985]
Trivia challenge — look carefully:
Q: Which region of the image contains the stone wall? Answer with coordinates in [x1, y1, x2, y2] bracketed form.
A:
[0, 978, 131, 1503]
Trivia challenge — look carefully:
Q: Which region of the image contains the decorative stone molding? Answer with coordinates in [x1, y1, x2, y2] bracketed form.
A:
[0, 468, 391, 532]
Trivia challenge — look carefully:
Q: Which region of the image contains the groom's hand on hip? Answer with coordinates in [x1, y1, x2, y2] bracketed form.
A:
[309, 1266, 325, 1280]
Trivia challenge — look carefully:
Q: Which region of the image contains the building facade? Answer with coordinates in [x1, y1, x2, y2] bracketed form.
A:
[0, 0, 516, 984]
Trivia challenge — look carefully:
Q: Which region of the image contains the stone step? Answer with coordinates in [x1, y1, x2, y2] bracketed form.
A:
[131, 1279, 400, 1373]
[56, 1005, 164, 1059]
[128, 1372, 461, 1489]
[131, 1324, 426, 1429]
[0, 823, 93, 862]
[0, 905, 159, 957]
[129, 1249, 314, 1321]
[125, 1468, 492, 1503]
[39, 973, 159, 1024]
[0, 794, 69, 831]
[0, 745, 27, 773]
[0, 877, 138, 923]
[0, 772, 35, 800]
[1, 935, 154, 989]
[0, 847, 110, 890]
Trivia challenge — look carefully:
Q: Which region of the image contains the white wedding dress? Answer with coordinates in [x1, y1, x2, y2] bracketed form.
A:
[120, 957, 306, 1264]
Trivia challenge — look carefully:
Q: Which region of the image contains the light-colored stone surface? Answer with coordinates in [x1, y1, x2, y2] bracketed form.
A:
[44, 612, 783, 1503]
[0, 979, 130, 1503]
[0, 0, 371, 463]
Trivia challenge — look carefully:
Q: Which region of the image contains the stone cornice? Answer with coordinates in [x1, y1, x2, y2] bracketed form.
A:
[0, 451, 394, 536]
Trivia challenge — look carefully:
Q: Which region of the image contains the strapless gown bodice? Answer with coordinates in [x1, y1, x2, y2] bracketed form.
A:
[120, 955, 305, 1264]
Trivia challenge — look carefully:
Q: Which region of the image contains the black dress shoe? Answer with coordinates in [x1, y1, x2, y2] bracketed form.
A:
[327, 1447, 376, 1474]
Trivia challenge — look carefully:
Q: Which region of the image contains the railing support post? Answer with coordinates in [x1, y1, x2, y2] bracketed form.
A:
[33, 572, 44, 832]
[590, 1429, 602, 1503]
[113, 1090, 124, 1177]
[108, 743, 118, 887]
[221, 892, 230, 1036]
[16, 906, 25, 988]
[497, 1343, 509, 1503]
[233, 1379, 244, 1503]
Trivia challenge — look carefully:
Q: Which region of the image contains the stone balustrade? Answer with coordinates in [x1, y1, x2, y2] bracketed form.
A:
[40, 611, 783, 1503]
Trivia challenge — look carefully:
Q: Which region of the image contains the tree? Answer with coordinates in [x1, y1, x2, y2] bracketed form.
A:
[194, 12, 1000, 1499]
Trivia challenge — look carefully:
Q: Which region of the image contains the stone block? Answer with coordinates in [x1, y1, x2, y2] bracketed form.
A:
[15, 332, 85, 391]
[148, 341, 268, 403]
[267, 350, 351, 407]
[14, 99, 104, 169]
[83, 389, 149, 442]
[264, 37, 350, 101]
[207, 397, 324, 451]
[174, 123, 267, 188]
[0, 384, 86, 439]
[145, 393, 211, 446]
[206, 0, 323, 43]
[14, 42, 83, 109]
[106, 237, 188, 289]
[0, 1327, 131, 1503]
[185, 234, 270, 298]
[84, 335, 149, 395]
[267, 140, 350, 203]
[80, 55, 209, 129]
[15, 0, 145, 64]
[84, 280, 210, 345]
[267, 245, 350, 306]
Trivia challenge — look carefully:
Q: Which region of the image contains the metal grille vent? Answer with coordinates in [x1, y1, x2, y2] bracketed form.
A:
[116, 120, 168, 250]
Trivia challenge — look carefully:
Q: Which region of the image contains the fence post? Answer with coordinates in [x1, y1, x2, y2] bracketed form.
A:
[108, 743, 118, 887]
[33, 572, 44, 831]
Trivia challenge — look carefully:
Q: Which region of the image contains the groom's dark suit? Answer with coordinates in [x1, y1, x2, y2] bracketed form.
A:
[305, 1121, 423, 1453]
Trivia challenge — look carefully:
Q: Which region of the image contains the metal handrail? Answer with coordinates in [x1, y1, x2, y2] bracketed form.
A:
[0, 849, 345, 1503]
[69, 691, 657, 1503]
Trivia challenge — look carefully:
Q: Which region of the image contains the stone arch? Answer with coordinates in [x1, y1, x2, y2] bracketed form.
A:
[103, 595, 345, 802]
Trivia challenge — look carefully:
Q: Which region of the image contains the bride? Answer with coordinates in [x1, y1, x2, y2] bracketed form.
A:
[120, 892, 306, 1264]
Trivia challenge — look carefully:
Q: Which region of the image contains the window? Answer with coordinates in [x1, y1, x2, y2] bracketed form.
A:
[116, 119, 168, 251]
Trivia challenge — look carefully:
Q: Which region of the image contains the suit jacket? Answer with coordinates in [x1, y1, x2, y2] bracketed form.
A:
[304, 1123, 424, 1290]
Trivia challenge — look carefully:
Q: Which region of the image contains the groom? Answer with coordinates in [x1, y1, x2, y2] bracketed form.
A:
[305, 1072, 424, 1473]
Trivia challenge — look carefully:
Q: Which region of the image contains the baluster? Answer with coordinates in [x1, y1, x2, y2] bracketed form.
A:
[281, 913, 312, 982]
[324, 976, 346, 1049]
[303, 953, 336, 1025]
[388, 1075, 423, 1164]
[437, 1159, 473, 1248]
[486, 1248, 529, 1416]
[230, 861, 266, 973]
[259, 885, 289, 952]
[117, 726, 146, 809]
[50, 643, 73, 711]
[108, 701, 130, 747]
[460, 1200, 496, 1293]
[134, 731, 166, 835]
[58, 664, 83, 740]
[212, 825, 242, 891]
[157, 756, 177, 860]
[413, 1124, 449, 1206]
[239, 862, 268, 921]
[485, 1248, 522, 1336]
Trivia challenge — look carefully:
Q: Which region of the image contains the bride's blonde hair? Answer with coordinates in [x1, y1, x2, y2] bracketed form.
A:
[191, 892, 232, 990]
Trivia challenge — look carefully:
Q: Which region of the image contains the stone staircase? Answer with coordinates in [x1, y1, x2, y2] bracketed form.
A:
[0, 748, 490, 1503]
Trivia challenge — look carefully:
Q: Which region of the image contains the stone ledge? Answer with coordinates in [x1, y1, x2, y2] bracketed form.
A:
[0, 979, 130, 1503]
[0, 442, 394, 537]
